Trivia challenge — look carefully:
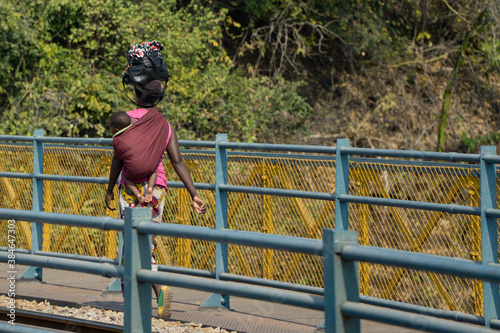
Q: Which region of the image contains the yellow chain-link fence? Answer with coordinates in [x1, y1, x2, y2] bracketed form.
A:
[0, 144, 493, 317]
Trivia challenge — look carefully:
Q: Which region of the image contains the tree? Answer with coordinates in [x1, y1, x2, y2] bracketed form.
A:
[434, 1, 499, 151]
[0, 0, 312, 142]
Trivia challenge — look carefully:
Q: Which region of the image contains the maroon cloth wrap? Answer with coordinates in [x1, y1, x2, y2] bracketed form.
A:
[113, 108, 169, 181]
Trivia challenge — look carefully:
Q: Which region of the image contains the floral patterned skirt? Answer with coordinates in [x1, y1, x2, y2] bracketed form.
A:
[118, 182, 166, 270]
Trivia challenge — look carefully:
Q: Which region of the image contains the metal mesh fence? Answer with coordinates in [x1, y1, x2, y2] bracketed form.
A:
[349, 161, 482, 315]
[0, 144, 493, 316]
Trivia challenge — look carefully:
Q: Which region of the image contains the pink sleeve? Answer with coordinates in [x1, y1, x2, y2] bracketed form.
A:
[127, 108, 149, 119]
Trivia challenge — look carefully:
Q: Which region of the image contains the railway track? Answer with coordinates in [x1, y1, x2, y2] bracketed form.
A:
[0, 307, 123, 332]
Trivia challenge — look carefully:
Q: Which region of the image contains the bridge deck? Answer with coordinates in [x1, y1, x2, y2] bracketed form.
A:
[0, 264, 425, 333]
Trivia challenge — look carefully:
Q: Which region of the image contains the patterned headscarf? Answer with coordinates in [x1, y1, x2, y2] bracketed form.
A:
[128, 40, 165, 59]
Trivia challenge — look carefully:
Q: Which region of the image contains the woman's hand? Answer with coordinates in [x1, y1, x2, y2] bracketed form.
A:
[192, 196, 207, 216]
[105, 191, 116, 210]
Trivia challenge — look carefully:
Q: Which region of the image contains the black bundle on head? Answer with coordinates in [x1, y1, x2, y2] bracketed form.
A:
[122, 40, 170, 107]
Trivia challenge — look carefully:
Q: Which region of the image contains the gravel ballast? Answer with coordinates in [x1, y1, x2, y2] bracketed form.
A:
[0, 295, 236, 332]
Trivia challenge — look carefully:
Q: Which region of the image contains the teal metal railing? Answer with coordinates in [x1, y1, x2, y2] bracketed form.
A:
[0, 132, 500, 332]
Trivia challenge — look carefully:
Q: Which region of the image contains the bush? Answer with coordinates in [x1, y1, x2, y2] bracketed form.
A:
[0, 0, 312, 142]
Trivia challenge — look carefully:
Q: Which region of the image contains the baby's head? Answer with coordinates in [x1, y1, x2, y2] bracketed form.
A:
[108, 111, 131, 135]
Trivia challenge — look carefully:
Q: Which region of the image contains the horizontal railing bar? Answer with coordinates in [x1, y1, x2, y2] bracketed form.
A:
[1, 142, 196, 153]
[33, 251, 117, 265]
[220, 141, 337, 154]
[338, 194, 481, 216]
[158, 265, 324, 295]
[0, 135, 215, 149]
[0, 209, 123, 231]
[137, 270, 324, 311]
[46, 143, 113, 151]
[340, 245, 500, 283]
[0, 171, 213, 190]
[340, 147, 481, 163]
[159, 265, 216, 279]
[0, 252, 122, 278]
[484, 208, 500, 219]
[136, 222, 323, 255]
[0, 247, 30, 254]
[219, 184, 336, 201]
[178, 140, 215, 148]
[0, 135, 34, 142]
[490, 319, 500, 330]
[482, 155, 500, 164]
[38, 137, 113, 145]
[2, 142, 113, 151]
[359, 295, 484, 326]
[341, 302, 494, 333]
[36, 174, 110, 184]
[166, 181, 215, 192]
[0, 172, 33, 180]
[40, 137, 214, 148]
[219, 273, 324, 295]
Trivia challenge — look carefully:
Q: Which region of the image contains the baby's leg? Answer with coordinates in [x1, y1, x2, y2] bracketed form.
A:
[145, 186, 154, 203]
[136, 191, 145, 204]
[124, 178, 145, 204]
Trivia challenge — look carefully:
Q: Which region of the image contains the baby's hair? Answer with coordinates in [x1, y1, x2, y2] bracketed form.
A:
[108, 111, 131, 131]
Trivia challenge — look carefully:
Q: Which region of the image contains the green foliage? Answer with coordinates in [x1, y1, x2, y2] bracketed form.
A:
[0, 0, 131, 137]
[168, 72, 312, 142]
[0, 0, 311, 142]
[460, 132, 500, 153]
[481, 36, 500, 68]
[1, 0, 499, 148]
[224, 0, 417, 74]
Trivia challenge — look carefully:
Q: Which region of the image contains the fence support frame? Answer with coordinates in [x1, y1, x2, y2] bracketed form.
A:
[123, 207, 152, 333]
[480, 145, 499, 328]
[335, 139, 350, 231]
[323, 228, 360, 333]
[20, 129, 45, 281]
[200, 133, 230, 309]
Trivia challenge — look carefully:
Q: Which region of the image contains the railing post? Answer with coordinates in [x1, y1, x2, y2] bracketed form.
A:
[20, 129, 45, 281]
[323, 228, 360, 333]
[105, 231, 124, 292]
[123, 207, 152, 333]
[469, 178, 483, 315]
[335, 139, 350, 231]
[356, 173, 370, 296]
[262, 162, 274, 280]
[200, 133, 229, 309]
[106, 196, 125, 292]
[480, 145, 499, 328]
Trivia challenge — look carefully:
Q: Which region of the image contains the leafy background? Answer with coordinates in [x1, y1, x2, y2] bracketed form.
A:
[1, 0, 499, 151]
